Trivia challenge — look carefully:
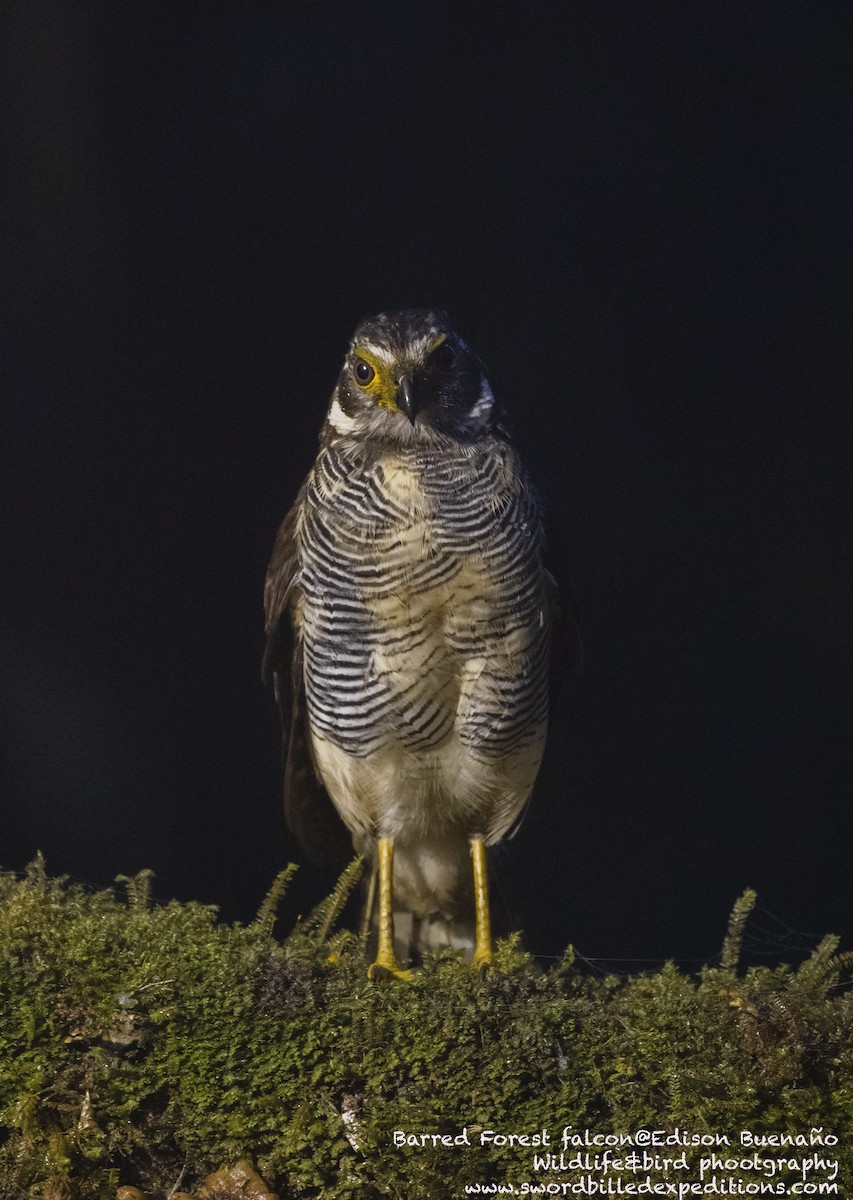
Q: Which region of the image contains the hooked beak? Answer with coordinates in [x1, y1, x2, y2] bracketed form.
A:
[395, 374, 418, 424]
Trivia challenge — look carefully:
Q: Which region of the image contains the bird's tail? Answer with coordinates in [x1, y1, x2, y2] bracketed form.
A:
[361, 849, 519, 967]
[394, 903, 476, 963]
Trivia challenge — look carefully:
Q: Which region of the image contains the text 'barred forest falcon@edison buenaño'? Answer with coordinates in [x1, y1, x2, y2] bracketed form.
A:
[263, 309, 568, 978]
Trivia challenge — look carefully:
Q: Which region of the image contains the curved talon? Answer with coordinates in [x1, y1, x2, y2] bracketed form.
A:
[473, 949, 492, 976]
[368, 958, 414, 981]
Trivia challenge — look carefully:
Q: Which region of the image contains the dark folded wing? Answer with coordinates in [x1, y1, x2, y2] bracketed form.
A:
[263, 490, 353, 865]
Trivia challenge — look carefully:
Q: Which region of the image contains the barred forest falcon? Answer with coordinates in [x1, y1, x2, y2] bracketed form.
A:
[263, 310, 566, 977]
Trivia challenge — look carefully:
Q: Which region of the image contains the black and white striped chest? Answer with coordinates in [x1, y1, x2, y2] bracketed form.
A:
[298, 438, 540, 581]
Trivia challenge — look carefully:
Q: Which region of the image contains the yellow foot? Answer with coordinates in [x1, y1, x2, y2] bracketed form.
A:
[368, 954, 413, 981]
[472, 948, 492, 977]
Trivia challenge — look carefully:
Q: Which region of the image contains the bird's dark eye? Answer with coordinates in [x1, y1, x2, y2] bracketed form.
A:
[354, 357, 375, 386]
[431, 341, 456, 373]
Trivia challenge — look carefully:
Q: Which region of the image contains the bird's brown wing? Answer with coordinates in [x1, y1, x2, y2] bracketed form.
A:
[263, 488, 353, 866]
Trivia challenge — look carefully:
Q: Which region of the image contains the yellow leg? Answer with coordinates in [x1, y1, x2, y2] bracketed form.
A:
[470, 836, 492, 971]
[368, 837, 412, 980]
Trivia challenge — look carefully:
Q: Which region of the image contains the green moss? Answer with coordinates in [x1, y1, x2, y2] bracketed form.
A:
[0, 861, 850, 1198]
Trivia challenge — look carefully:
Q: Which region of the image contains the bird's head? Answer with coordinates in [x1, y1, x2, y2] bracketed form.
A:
[325, 309, 496, 445]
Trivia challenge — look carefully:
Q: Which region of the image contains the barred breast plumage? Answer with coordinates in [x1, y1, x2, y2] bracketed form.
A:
[264, 309, 560, 974]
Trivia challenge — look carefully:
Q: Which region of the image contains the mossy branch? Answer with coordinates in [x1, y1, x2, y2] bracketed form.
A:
[294, 855, 365, 946]
[1, 865, 850, 1200]
[789, 933, 853, 997]
[720, 886, 757, 970]
[253, 864, 299, 938]
[115, 868, 156, 911]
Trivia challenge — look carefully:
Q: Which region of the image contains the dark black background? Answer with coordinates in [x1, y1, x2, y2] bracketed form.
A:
[3, 3, 851, 968]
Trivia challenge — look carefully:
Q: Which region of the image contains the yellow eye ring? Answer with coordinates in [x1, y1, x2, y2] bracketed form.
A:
[354, 357, 376, 387]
